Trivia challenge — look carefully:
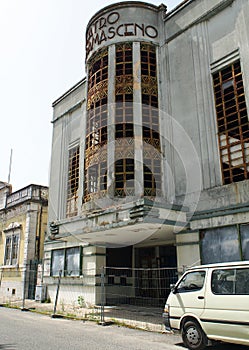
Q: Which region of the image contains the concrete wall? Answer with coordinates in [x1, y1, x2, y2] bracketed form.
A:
[48, 79, 86, 223]
[163, 0, 249, 203]
[85, 2, 162, 61]
[44, 243, 106, 305]
[166, 0, 249, 266]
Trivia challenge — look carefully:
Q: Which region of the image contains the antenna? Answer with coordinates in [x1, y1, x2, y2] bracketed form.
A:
[7, 148, 13, 184]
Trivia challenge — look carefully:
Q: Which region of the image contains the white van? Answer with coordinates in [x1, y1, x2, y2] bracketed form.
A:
[163, 261, 249, 350]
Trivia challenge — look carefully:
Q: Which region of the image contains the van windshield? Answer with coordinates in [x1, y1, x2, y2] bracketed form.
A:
[176, 271, 206, 293]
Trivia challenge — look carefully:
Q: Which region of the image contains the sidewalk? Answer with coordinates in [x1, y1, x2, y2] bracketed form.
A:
[102, 304, 166, 332]
[0, 298, 168, 333]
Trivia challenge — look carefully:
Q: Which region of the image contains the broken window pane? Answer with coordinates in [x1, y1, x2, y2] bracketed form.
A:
[212, 60, 249, 184]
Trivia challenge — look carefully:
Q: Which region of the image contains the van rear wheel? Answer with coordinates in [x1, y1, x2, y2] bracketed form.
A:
[182, 320, 207, 350]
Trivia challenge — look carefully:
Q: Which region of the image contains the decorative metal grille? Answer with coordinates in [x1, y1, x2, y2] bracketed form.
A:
[212, 60, 249, 184]
[87, 80, 108, 109]
[115, 138, 135, 160]
[141, 76, 158, 96]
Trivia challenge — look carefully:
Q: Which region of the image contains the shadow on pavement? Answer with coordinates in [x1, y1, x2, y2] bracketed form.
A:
[175, 342, 249, 350]
[174, 343, 185, 348]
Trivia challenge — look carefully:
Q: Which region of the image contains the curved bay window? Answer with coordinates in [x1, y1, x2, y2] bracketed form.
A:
[115, 43, 135, 197]
[141, 43, 162, 197]
[84, 48, 108, 202]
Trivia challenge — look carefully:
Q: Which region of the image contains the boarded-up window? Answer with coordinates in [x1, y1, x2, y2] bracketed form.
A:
[240, 224, 249, 260]
[200, 226, 241, 264]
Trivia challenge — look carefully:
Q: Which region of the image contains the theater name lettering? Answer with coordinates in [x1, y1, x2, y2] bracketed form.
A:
[86, 11, 158, 58]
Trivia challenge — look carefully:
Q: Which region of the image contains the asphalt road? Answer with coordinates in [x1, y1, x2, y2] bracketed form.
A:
[0, 307, 248, 350]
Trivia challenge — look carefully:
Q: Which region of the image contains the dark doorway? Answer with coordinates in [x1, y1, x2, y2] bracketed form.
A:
[106, 246, 132, 268]
[135, 245, 177, 301]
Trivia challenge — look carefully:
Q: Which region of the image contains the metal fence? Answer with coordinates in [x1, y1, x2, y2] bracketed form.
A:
[0, 265, 182, 330]
[101, 266, 180, 328]
[104, 266, 179, 306]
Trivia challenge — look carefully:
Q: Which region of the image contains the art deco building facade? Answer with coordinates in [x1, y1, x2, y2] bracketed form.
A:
[45, 0, 249, 304]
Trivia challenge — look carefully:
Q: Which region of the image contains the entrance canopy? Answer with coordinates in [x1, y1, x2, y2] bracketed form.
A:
[55, 198, 188, 248]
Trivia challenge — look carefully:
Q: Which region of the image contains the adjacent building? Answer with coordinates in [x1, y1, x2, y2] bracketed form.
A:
[0, 183, 48, 301]
[44, 0, 249, 305]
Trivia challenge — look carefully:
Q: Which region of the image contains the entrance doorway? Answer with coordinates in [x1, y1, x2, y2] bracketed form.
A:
[135, 245, 177, 300]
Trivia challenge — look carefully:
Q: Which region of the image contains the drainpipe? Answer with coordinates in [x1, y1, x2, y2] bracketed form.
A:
[22, 204, 32, 308]
[35, 205, 43, 261]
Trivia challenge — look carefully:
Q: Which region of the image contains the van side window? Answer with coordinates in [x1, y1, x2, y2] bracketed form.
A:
[211, 268, 249, 295]
[177, 271, 206, 293]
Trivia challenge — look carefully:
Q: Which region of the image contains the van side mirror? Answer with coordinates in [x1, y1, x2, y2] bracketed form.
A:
[170, 283, 177, 294]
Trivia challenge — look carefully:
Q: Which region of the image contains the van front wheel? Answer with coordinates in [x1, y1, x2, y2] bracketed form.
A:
[182, 320, 207, 350]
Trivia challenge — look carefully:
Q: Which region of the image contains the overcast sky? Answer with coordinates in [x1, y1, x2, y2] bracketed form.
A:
[0, 0, 180, 192]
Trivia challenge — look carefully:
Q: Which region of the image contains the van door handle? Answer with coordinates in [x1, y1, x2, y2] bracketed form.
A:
[198, 296, 204, 300]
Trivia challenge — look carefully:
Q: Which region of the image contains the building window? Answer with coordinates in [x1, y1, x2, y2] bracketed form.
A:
[84, 160, 107, 199]
[115, 123, 134, 139]
[141, 43, 162, 197]
[115, 42, 133, 124]
[65, 247, 81, 277]
[114, 43, 135, 197]
[240, 224, 249, 260]
[212, 60, 249, 184]
[66, 145, 80, 217]
[86, 48, 108, 150]
[51, 249, 64, 276]
[4, 234, 19, 266]
[143, 164, 157, 196]
[115, 158, 134, 197]
[200, 224, 249, 264]
[84, 48, 108, 203]
[51, 247, 81, 277]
